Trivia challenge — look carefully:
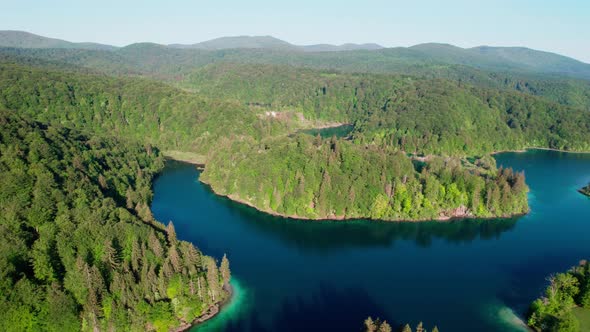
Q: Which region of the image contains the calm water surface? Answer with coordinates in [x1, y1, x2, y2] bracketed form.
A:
[151, 150, 590, 332]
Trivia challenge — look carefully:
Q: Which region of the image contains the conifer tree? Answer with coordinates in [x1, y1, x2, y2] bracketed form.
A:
[166, 221, 177, 244]
[364, 317, 376, 332]
[220, 254, 231, 287]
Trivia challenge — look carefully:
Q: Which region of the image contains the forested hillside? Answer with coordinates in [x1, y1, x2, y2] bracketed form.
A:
[186, 63, 590, 155]
[0, 111, 230, 331]
[0, 62, 294, 155]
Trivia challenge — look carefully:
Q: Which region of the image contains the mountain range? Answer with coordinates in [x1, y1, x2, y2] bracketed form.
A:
[0, 31, 383, 52]
[1, 30, 589, 81]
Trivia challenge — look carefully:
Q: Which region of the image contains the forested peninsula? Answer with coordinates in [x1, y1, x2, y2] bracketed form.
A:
[0, 111, 231, 331]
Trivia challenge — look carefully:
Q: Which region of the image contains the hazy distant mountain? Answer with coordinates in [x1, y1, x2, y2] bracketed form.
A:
[1, 31, 589, 80]
[0, 30, 117, 50]
[408, 42, 590, 79]
[169, 36, 298, 51]
[168, 35, 384, 52]
[301, 43, 383, 52]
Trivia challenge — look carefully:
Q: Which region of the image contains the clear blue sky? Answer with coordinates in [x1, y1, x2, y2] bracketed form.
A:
[3, 0, 589, 63]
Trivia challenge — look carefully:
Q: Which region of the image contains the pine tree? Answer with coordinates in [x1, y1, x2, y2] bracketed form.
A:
[378, 320, 392, 332]
[98, 174, 108, 189]
[148, 231, 163, 257]
[364, 317, 376, 332]
[432, 326, 440, 332]
[416, 322, 424, 332]
[131, 239, 141, 273]
[220, 254, 231, 287]
[166, 221, 177, 244]
[168, 246, 181, 272]
[402, 324, 412, 332]
[206, 257, 219, 301]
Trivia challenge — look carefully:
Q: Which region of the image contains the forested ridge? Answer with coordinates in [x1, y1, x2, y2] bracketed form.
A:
[0, 111, 230, 331]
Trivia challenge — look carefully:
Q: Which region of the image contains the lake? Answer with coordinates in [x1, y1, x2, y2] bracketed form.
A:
[151, 149, 590, 332]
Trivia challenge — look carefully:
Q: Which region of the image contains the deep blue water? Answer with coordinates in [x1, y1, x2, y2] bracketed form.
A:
[151, 150, 590, 332]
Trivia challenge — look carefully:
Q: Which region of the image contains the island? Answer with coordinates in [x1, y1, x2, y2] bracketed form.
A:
[580, 183, 590, 197]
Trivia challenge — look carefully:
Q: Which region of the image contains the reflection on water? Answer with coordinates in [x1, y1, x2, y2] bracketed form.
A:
[208, 188, 519, 251]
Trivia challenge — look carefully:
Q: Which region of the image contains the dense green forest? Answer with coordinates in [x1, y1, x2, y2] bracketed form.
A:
[184, 62, 590, 112]
[0, 61, 296, 155]
[0, 111, 230, 331]
[2, 58, 589, 221]
[527, 261, 590, 332]
[186, 63, 590, 155]
[3, 60, 589, 159]
[201, 134, 529, 220]
[2, 38, 590, 112]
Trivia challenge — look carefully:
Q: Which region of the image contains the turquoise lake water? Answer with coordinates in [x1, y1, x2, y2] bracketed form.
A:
[150, 149, 590, 331]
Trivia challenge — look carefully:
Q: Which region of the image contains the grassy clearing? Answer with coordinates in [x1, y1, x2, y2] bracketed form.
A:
[163, 150, 207, 165]
[573, 307, 590, 332]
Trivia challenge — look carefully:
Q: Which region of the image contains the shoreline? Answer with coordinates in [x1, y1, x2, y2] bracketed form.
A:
[301, 122, 350, 130]
[491, 147, 590, 155]
[174, 284, 234, 332]
[163, 150, 207, 168]
[198, 177, 528, 223]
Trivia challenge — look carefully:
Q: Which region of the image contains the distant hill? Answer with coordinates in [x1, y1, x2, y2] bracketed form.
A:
[169, 35, 298, 50]
[168, 35, 384, 52]
[301, 43, 383, 52]
[408, 43, 590, 79]
[0, 30, 117, 50]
